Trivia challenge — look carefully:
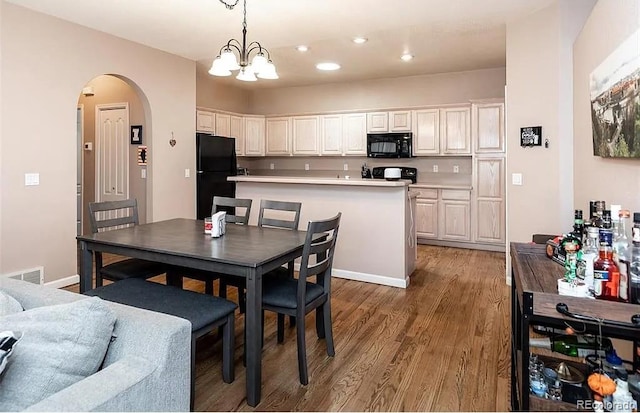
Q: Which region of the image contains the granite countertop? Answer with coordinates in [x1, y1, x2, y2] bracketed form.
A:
[229, 175, 411, 187]
[410, 183, 473, 190]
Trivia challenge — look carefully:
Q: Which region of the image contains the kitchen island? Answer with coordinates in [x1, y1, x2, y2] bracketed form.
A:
[229, 176, 417, 288]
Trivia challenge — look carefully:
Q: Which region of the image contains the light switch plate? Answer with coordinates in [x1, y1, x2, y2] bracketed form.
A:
[453, 165, 459, 173]
[270, 163, 275, 170]
[512, 173, 523, 186]
[343, 163, 349, 171]
[305, 163, 310, 171]
[184, 168, 190, 178]
[25, 173, 40, 186]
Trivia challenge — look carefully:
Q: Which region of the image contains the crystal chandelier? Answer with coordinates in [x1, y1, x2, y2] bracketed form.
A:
[209, 0, 278, 81]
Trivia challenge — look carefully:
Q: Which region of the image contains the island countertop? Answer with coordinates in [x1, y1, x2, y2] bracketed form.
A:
[228, 175, 410, 187]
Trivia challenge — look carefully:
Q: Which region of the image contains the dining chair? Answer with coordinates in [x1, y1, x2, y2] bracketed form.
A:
[87, 199, 168, 287]
[261, 212, 341, 385]
[179, 196, 253, 294]
[219, 199, 302, 313]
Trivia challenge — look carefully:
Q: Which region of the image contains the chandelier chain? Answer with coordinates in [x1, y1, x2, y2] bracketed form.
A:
[218, 0, 239, 10]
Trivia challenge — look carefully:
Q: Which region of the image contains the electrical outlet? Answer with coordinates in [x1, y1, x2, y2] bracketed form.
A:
[343, 163, 349, 171]
[305, 163, 310, 171]
[453, 165, 459, 173]
[432, 165, 438, 173]
[270, 163, 275, 170]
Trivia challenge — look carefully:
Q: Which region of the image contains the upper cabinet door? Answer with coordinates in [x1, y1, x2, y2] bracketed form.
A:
[389, 110, 412, 132]
[343, 113, 367, 155]
[266, 117, 291, 155]
[413, 109, 440, 155]
[196, 110, 215, 133]
[321, 114, 343, 155]
[441, 106, 471, 154]
[215, 113, 231, 137]
[473, 102, 504, 153]
[367, 112, 388, 133]
[244, 116, 265, 156]
[230, 115, 244, 156]
[292, 116, 320, 155]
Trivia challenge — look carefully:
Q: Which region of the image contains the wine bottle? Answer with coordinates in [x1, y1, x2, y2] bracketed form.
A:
[530, 335, 613, 358]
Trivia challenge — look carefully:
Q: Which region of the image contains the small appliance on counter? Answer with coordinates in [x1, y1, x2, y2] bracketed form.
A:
[361, 163, 372, 179]
[371, 166, 417, 183]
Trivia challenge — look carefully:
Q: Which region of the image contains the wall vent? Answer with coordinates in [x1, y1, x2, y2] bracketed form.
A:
[2, 266, 44, 284]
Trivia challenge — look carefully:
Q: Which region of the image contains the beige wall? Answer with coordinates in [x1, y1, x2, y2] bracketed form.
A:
[196, 64, 251, 113]
[573, 0, 640, 213]
[1, 3, 196, 283]
[248, 68, 506, 115]
[0, 0, 4, 273]
[78, 75, 148, 235]
[505, 0, 595, 252]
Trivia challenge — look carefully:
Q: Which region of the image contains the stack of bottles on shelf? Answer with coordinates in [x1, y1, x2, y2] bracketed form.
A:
[550, 200, 640, 303]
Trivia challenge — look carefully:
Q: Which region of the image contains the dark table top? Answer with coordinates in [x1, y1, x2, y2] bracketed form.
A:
[77, 218, 311, 268]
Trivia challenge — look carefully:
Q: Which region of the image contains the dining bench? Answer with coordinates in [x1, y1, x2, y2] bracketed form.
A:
[84, 278, 237, 410]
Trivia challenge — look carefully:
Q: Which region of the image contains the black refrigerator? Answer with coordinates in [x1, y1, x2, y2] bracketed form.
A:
[196, 133, 237, 220]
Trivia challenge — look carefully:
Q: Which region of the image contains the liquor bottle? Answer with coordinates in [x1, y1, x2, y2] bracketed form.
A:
[629, 213, 640, 305]
[594, 214, 620, 301]
[529, 335, 613, 358]
[577, 226, 599, 297]
[590, 200, 606, 229]
[573, 209, 585, 243]
[613, 209, 631, 302]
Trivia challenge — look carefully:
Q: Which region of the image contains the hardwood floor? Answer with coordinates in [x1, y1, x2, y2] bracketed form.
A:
[70, 245, 510, 411]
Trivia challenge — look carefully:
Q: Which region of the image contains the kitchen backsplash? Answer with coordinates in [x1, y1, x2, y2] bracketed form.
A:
[238, 156, 472, 183]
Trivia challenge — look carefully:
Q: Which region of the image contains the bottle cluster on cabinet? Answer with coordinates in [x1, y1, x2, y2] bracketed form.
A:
[548, 200, 640, 304]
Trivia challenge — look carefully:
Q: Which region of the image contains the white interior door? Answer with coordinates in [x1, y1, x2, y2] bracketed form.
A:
[95, 104, 129, 209]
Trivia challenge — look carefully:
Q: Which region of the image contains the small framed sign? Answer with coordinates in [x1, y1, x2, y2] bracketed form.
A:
[520, 126, 542, 147]
[131, 125, 143, 145]
[137, 145, 148, 165]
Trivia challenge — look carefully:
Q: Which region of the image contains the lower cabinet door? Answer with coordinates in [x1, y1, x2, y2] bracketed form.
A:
[441, 200, 470, 241]
[416, 199, 438, 239]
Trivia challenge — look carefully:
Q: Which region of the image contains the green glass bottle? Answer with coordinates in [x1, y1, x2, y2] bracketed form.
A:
[530, 335, 613, 358]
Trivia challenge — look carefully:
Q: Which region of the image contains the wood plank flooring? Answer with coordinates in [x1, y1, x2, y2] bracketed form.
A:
[69, 245, 510, 411]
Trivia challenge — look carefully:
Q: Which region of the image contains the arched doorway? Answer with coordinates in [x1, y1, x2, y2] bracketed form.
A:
[76, 74, 151, 236]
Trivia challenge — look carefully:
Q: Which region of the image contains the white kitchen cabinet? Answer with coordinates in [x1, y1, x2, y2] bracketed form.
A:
[389, 111, 412, 131]
[292, 116, 320, 155]
[196, 110, 215, 133]
[367, 112, 388, 133]
[215, 113, 231, 137]
[244, 116, 265, 156]
[230, 115, 244, 156]
[265, 117, 291, 155]
[413, 109, 440, 155]
[342, 113, 367, 155]
[441, 106, 471, 154]
[440, 189, 471, 241]
[473, 102, 504, 153]
[416, 188, 438, 239]
[473, 156, 505, 244]
[320, 114, 343, 155]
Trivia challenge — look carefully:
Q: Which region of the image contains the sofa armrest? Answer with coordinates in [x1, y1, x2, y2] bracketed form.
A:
[24, 356, 162, 412]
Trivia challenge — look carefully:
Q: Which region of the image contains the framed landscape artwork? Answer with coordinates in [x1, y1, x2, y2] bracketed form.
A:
[590, 29, 640, 158]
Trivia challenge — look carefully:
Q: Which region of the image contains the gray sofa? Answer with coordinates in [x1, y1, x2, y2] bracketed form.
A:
[0, 278, 191, 412]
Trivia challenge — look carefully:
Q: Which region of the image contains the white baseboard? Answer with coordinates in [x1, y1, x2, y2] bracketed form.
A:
[293, 263, 408, 288]
[45, 274, 79, 289]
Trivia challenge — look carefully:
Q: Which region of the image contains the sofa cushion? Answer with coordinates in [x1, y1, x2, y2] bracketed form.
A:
[0, 297, 116, 411]
[0, 290, 23, 316]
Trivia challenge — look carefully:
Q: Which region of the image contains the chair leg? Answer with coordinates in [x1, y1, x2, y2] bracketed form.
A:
[277, 313, 285, 343]
[315, 307, 325, 339]
[289, 315, 296, 328]
[296, 310, 309, 385]
[218, 279, 227, 298]
[239, 288, 246, 314]
[322, 303, 335, 357]
[222, 314, 235, 383]
[261, 310, 265, 348]
[205, 279, 214, 295]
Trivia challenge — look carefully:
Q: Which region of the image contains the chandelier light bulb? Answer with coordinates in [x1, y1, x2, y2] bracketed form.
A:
[236, 65, 257, 81]
[209, 56, 232, 76]
[220, 48, 241, 70]
[251, 52, 268, 74]
[256, 61, 278, 79]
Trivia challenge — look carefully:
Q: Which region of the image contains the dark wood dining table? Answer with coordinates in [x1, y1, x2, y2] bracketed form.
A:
[76, 218, 315, 407]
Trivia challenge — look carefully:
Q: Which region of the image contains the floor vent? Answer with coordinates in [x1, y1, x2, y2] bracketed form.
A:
[2, 266, 44, 284]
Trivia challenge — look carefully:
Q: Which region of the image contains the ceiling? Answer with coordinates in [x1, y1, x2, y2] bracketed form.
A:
[7, 0, 554, 89]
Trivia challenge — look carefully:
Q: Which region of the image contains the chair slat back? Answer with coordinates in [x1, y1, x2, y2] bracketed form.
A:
[258, 200, 302, 230]
[212, 196, 252, 225]
[298, 213, 341, 299]
[88, 199, 139, 234]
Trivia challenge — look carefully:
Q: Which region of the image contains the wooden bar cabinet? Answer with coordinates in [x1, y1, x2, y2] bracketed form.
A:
[510, 242, 640, 411]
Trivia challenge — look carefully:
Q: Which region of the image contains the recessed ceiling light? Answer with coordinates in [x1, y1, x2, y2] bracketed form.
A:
[401, 53, 414, 62]
[352, 37, 368, 44]
[316, 62, 341, 71]
[296, 45, 309, 52]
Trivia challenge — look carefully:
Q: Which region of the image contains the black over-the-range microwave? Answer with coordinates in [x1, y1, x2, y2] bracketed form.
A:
[366, 132, 413, 158]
